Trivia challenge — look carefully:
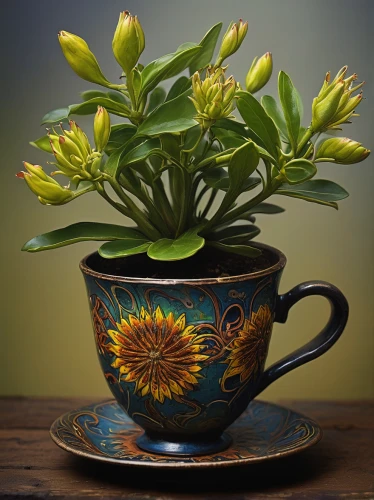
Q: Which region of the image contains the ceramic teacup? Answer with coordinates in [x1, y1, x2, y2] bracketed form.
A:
[80, 243, 348, 456]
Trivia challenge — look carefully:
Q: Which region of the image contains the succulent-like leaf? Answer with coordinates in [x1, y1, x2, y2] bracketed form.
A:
[207, 241, 262, 258]
[209, 224, 261, 244]
[147, 228, 205, 261]
[166, 76, 192, 102]
[236, 90, 280, 159]
[98, 239, 151, 258]
[22, 223, 146, 252]
[189, 22, 223, 74]
[278, 71, 301, 153]
[137, 90, 197, 136]
[146, 87, 167, 113]
[140, 43, 201, 99]
[276, 179, 349, 208]
[30, 135, 53, 153]
[103, 138, 161, 177]
[282, 158, 317, 184]
[261, 95, 289, 142]
[203, 168, 261, 192]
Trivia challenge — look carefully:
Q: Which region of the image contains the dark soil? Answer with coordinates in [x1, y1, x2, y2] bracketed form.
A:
[86, 246, 280, 280]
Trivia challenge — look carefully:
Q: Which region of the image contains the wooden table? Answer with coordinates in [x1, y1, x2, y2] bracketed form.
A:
[0, 398, 373, 499]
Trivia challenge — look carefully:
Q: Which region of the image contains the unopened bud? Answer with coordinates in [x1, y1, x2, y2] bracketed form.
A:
[316, 137, 370, 164]
[217, 19, 248, 63]
[94, 106, 111, 151]
[112, 11, 145, 76]
[58, 31, 112, 87]
[245, 52, 273, 94]
[311, 81, 344, 132]
[17, 162, 73, 205]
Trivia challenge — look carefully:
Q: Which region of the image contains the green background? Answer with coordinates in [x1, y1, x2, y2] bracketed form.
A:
[1, 0, 373, 400]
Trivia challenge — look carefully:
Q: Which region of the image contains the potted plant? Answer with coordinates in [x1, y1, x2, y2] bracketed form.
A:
[18, 12, 368, 457]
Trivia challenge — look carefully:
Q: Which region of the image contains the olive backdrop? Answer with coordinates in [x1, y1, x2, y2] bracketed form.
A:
[1, 0, 373, 400]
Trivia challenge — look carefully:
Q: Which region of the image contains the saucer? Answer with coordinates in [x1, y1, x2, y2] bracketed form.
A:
[50, 399, 322, 468]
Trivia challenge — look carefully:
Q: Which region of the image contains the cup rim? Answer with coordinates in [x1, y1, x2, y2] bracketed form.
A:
[79, 242, 287, 285]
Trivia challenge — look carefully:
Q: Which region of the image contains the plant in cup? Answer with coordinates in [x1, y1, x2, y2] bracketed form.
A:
[18, 11, 368, 457]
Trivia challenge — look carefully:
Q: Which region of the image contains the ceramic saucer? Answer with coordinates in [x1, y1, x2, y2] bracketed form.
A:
[50, 399, 322, 468]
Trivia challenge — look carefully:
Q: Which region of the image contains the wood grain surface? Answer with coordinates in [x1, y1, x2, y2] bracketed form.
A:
[0, 398, 373, 499]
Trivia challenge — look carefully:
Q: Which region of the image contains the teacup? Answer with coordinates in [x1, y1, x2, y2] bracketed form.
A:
[80, 243, 348, 456]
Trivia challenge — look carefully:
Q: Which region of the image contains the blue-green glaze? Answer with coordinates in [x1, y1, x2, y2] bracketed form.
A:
[80, 246, 348, 456]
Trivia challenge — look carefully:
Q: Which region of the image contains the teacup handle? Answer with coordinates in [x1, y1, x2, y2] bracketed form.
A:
[254, 281, 349, 397]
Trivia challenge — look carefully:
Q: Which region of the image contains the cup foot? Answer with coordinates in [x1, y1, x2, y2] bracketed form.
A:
[136, 432, 232, 457]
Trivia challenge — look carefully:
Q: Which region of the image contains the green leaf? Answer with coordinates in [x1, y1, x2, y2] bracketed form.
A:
[30, 135, 52, 153]
[214, 118, 247, 137]
[140, 43, 201, 99]
[146, 87, 167, 113]
[261, 95, 289, 142]
[245, 203, 285, 215]
[103, 138, 160, 177]
[189, 22, 222, 74]
[147, 228, 205, 261]
[207, 241, 262, 258]
[228, 142, 260, 193]
[122, 138, 162, 166]
[69, 97, 130, 118]
[210, 224, 261, 244]
[105, 124, 137, 155]
[203, 168, 261, 192]
[278, 71, 301, 153]
[213, 128, 247, 149]
[276, 179, 349, 208]
[137, 90, 197, 137]
[166, 76, 191, 102]
[22, 223, 146, 252]
[41, 108, 69, 125]
[81, 90, 107, 101]
[98, 239, 151, 259]
[282, 158, 317, 185]
[236, 91, 280, 159]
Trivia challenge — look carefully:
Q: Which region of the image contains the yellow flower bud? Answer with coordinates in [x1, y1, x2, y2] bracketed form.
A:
[17, 163, 73, 205]
[94, 106, 111, 151]
[58, 31, 112, 87]
[245, 52, 273, 94]
[217, 20, 248, 63]
[316, 137, 370, 164]
[112, 11, 145, 76]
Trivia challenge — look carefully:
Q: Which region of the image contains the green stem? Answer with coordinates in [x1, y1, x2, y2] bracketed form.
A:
[96, 182, 132, 218]
[212, 179, 282, 229]
[104, 176, 161, 241]
[152, 178, 178, 233]
[191, 149, 235, 172]
[182, 128, 205, 154]
[296, 128, 313, 156]
[199, 189, 218, 220]
[118, 173, 169, 236]
[175, 169, 192, 238]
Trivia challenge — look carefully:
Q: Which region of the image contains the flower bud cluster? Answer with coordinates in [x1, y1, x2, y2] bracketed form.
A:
[316, 137, 370, 164]
[49, 107, 110, 182]
[190, 68, 237, 129]
[311, 66, 364, 132]
[16, 163, 73, 205]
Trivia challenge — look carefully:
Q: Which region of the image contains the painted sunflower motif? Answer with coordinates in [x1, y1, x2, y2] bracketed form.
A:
[222, 304, 273, 387]
[106, 306, 208, 403]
